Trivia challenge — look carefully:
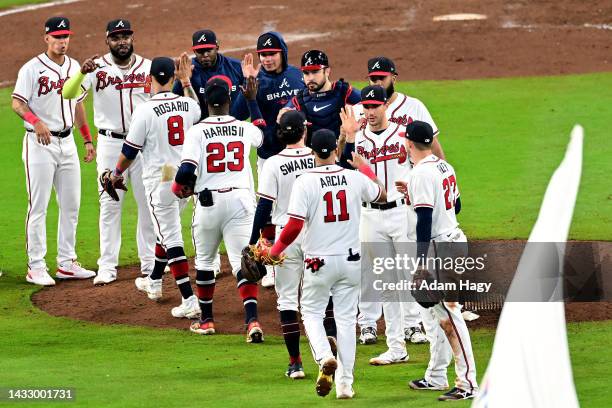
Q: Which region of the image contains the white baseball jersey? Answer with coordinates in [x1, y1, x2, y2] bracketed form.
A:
[287, 164, 381, 255]
[181, 115, 263, 191]
[407, 154, 460, 239]
[355, 123, 410, 202]
[81, 53, 151, 134]
[12, 53, 86, 132]
[257, 147, 315, 226]
[353, 91, 439, 135]
[124, 92, 201, 184]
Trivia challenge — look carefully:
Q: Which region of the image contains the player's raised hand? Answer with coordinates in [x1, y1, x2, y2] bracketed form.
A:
[340, 105, 358, 142]
[347, 151, 368, 169]
[276, 107, 293, 124]
[176, 52, 193, 85]
[240, 76, 258, 101]
[80, 55, 99, 74]
[83, 142, 96, 163]
[33, 120, 52, 145]
[241, 53, 261, 78]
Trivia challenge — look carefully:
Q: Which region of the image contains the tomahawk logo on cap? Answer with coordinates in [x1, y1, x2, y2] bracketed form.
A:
[360, 85, 387, 105]
[367, 56, 397, 77]
[106, 19, 133, 37]
[192, 29, 218, 50]
[45, 16, 73, 36]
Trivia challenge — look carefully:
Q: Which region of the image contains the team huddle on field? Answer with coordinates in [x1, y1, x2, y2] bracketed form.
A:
[12, 16, 478, 401]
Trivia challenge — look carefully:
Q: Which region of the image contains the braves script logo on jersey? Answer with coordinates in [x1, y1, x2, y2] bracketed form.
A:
[37, 76, 66, 96]
[95, 71, 152, 93]
[357, 142, 408, 164]
[388, 114, 413, 126]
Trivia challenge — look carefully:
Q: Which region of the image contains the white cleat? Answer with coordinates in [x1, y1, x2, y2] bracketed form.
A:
[26, 267, 55, 286]
[135, 276, 162, 301]
[261, 266, 275, 288]
[369, 350, 409, 366]
[56, 260, 96, 280]
[93, 270, 117, 286]
[336, 383, 355, 399]
[405, 326, 428, 344]
[171, 295, 201, 319]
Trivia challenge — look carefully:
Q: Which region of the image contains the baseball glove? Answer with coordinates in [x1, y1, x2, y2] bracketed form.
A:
[240, 238, 286, 282]
[99, 169, 127, 201]
[411, 268, 444, 308]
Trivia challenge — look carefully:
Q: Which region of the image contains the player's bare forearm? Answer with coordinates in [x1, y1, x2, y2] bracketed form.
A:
[115, 153, 134, 174]
[182, 83, 198, 102]
[74, 101, 87, 128]
[11, 98, 33, 120]
[432, 137, 445, 160]
[373, 179, 387, 203]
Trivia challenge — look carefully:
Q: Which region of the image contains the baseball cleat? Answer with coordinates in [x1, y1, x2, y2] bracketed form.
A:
[171, 295, 201, 319]
[438, 387, 475, 401]
[190, 320, 216, 335]
[369, 350, 409, 366]
[56, 261, 96, 280]
[408, 378, 449, 391]
[26, 267, 55, 286]
[359, 327, 378, 345]
[315, 356, 337, 397]
[336, 383, 355, 399]
[327, 336, 338, 358]
[405, 326, 428, 344]
[93, 269, 117, 285]
[285, 362, 305, 379]
[135, 276, 162, 301]
[246, 320, 264, 343]
[261, 266, 275, 288]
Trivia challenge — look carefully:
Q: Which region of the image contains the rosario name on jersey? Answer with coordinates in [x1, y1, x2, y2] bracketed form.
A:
[287, 165, 381, 256]
[352, 92, 439, 135]
[257, 147, 315, 226]
[13, 53, 86, 132]
[181, 115, 263, 191]
[407, 155, 460, 239]
[124, 92, 201, 184]
[355, 123, 410, 202]
[81, 54, 152, 134]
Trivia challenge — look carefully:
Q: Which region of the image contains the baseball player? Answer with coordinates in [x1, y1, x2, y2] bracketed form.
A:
[105, 57, 202, 318]
[62, 19, 155, 285]
[399, 120, 478, 401]
[248, 110, 314, 378]
[12, 16, 96, 286]
[340, 85, 414, 365]
[240, 32, 304, 288]
[349, 57, 437, 345]
[264, 129, 388, 399]
[174, 76, 265, 342]
[280, 50, 361, 144]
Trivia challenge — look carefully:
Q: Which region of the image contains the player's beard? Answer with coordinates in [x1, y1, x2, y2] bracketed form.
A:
[386, 82, 395, 98]
[307, 79, 325, 93]
[110, 44, 134, 62]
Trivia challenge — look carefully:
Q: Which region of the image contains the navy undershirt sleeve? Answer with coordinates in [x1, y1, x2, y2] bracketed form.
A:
[415, 207, 433, 262]
[249, 197, 274, 245]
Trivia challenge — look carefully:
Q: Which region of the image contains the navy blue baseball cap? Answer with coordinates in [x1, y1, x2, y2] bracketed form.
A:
[301, 50, 329, 71]
[192, 29, 218, 50]
[45, 16, 72, 36]
[106, 19, 133, 37]
[279, 110, 306, 133]
[402, 120, 434, 144]
[367, 56, 397, 77]
[205, 75, 232, 106]
[361, 85, 387, 105]
[311, 129, 337, 154]
[150, 57, 175, 81]
[257, 33, 283, 53]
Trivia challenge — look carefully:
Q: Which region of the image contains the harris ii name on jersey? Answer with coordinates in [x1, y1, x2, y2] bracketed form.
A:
[200, 124, 245, 139]
[152, 100, 191, 117]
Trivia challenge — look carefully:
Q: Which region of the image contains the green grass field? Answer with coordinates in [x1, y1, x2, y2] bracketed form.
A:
[1, 73, 611, 407]
[0, 0, 48, 10]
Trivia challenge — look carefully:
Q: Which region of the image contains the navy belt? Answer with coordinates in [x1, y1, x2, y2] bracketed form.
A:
[99, 129, 127, 139]
[362, 198, 406, 211]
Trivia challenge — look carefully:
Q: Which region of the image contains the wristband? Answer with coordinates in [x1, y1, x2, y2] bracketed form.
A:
[358, 164, 376, 181]
[112, 167, 124, 178]
[182, 81, 191, 89]
[24, 112, 40, 126]
[79, 124, 92, 143]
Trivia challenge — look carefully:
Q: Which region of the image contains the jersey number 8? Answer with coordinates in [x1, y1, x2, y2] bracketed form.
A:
[167, 116, 184, 146]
